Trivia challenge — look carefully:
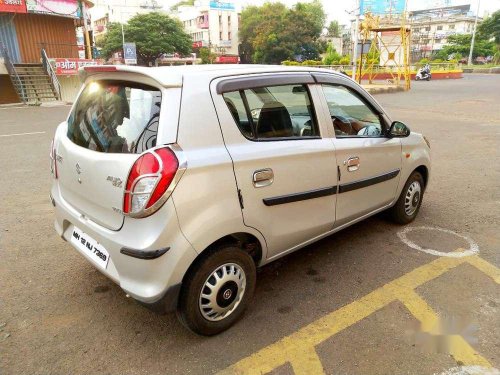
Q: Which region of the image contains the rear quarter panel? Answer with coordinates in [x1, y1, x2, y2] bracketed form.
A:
[172, 73, 267, 259]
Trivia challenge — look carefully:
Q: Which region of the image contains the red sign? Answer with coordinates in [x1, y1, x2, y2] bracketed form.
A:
[0, 0, 27, 13]
[192, 41, 203, 48]
[216, 55, 239, 64]
[54, 58, 103, 75]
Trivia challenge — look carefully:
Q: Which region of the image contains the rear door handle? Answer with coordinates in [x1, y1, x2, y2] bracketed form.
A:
[344, 156, 360, 172]
[253, 168, 274, 187]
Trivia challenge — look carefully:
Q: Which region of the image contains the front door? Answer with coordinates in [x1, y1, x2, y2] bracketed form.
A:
[319, 83, 402, 226]
[212, 77, 338, 258]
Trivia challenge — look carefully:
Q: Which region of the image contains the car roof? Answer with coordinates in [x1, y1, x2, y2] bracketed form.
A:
[79, 64, 346, 87]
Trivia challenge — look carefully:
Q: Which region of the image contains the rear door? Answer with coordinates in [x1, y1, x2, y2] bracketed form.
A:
[56, 79, 163, 230]
[314, 74, 402, 226]
[212, 74, 338, 259]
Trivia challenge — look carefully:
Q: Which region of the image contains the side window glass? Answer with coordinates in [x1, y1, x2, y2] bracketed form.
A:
[222, 84, 318, 140]
[322, 85, 383, 138]
[223, 91, 253, 138]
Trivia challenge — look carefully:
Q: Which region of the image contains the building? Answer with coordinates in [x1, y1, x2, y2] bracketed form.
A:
[0, 0, 96, 104]
[407, 5, 480, 60]
[174, 0, 240, 63]
[90, 0, 163, 40]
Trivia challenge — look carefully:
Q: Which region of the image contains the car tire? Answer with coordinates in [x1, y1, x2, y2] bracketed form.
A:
[389, 171, 425, 225]
[177, 245, 256, 336]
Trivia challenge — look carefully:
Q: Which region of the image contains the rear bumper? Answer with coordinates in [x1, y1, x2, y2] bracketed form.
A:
[51, 183, 197, 308]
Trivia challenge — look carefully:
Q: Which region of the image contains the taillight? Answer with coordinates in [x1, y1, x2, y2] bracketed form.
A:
[123, 147, 179, 218]
[50, 139, 58, 179]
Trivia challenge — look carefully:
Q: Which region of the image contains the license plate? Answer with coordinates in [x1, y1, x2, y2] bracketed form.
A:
[70, 226, 110, 270]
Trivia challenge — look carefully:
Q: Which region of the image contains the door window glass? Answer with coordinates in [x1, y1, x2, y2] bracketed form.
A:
[322, 84, 384, 137]
[223, 84, 318, 140]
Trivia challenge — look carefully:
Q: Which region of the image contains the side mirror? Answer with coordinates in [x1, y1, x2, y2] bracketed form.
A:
[389, 121, 411, 137]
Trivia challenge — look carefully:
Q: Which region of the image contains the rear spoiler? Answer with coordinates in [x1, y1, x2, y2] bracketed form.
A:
[78, 65, 182, 88]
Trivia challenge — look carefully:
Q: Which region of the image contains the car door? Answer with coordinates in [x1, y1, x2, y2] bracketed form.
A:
[212, 74, 338, 259]
[314, 74, 402, 226]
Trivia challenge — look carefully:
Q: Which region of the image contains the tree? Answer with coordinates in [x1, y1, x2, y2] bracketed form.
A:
[239, 0, 326, 64]
[323, 44, 341, 65]
[170, 0, 194, 11]
[97, 12, 192, 65]
[478, 10, 500, 45]
[327, 20, 340, 37]
[434, 34, 495, 60]
[199, 47, 216, 64]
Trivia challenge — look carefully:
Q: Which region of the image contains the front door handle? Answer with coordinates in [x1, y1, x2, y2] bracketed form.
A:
[253, 168, 274, 187]
[345, 156, 360, 172]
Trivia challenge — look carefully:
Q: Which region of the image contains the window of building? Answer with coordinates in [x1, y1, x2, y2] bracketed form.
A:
[425, 27, 431, 31]
[223, 84, 319, 140]
[228, 31, 231, 40]
[437, 25, 443, 30]
[449, 24, 455, 29]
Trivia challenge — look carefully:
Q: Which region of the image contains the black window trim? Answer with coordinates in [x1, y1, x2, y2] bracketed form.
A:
[223, 83, 321, 142]
[216, 73, 315, 94]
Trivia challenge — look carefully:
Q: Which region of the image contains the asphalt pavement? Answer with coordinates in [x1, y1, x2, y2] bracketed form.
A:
[0, 74, 499, 375]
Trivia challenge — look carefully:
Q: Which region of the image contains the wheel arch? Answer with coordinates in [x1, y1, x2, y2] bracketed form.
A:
[414, 165, 429, 188]
[182, 232, 264, 284]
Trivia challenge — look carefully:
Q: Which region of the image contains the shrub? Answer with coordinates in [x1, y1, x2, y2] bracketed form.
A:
[301, 60, 322, 66]
[339, 56, 350, 65]
[282, 60, 300, 66]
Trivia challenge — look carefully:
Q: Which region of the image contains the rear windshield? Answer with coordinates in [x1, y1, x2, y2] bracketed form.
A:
[67, 80, 161, 154]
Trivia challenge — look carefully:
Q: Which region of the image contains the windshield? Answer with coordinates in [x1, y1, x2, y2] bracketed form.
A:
[67, 80, 161, 154]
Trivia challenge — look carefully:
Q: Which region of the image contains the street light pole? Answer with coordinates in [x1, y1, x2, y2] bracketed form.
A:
[351, 0, 361, 80]
[468, 0, 480, 66]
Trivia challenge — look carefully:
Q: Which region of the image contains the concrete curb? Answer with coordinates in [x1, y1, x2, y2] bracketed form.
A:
[363, 85, 406, 95]
[462, 67, 500, 74]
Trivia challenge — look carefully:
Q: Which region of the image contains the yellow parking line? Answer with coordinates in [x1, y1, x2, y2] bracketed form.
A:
[219, 253, 499, 375]
[397, 288, 491, 367]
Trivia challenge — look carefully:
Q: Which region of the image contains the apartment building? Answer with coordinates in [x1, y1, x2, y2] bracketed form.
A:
[175, 0, 240, 62]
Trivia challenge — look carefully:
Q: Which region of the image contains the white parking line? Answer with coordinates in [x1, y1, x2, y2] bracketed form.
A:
[0, 131, 46, 138]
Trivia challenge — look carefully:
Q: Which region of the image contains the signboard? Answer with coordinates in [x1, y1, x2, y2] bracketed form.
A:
[26, 0, 81, 18]
[356, 40, 372, 55]
[0, 0, 27, 13]
[123, 42, 137, 65]
[360, 0, 405, 15]
[54, 58, 102, 75]
[209, 1, 235, 11]
[218, 40, 232, 48]
[216, 55, 239, 64]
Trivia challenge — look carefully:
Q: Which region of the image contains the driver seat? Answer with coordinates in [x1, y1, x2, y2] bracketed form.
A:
[256, 101, 294, 138]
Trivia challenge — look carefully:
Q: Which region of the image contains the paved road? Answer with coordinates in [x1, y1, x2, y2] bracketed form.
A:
[1, 74, 499, 375]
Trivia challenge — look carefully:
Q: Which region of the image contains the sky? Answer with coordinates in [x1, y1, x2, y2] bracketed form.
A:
[164, 0, 500, 25]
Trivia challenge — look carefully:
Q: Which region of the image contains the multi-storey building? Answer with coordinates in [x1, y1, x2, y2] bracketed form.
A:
[175, 0, 240, 63]
[408, 5, 480, 60]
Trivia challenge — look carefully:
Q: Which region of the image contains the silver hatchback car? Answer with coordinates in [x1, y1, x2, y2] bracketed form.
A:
[51, 65, 431, 335]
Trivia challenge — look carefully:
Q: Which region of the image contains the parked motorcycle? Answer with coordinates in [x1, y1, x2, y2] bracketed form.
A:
[415, 64, 431, 81]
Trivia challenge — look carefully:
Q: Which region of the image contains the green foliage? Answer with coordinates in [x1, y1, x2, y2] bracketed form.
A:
[240, 0, 326, 64]
[199, 47, 216, 64]
[97, 12, 192, 65]
[282, 60, 300, 65]
[322, 44, 341, 65]
[327, 20, 340, 37]
[170, 0, 194, 11]
[339, 56, 350, 65]
[301, 60, 322, 65]
[434, 34, 495, 61]
[478, 10, 500, 45]
[419, 58, 429, 64]
[431, 58, 443, 63]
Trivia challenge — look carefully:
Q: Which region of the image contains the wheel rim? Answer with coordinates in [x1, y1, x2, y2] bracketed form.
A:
[404, 181, 421, 216]
[199, 263, 246, 322]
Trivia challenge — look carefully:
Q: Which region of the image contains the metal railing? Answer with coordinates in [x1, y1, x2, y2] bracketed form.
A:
[41, 48, 61, 100]
[0, 42, 27, 103]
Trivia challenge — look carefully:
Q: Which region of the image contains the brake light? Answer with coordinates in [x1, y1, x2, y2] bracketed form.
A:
[123, 147, 179, 218]
[83, 66, 117, 72]
[49, 139, 58, 179]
